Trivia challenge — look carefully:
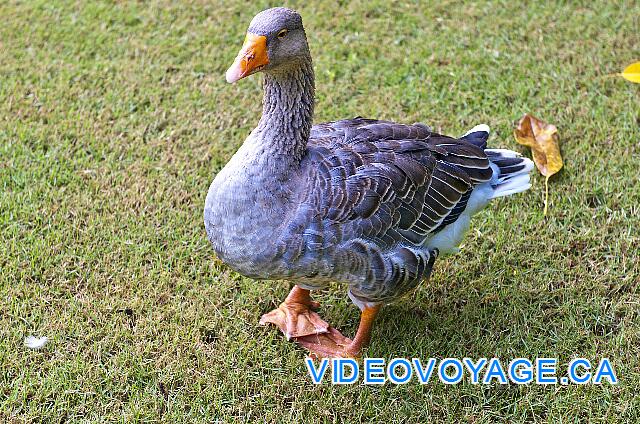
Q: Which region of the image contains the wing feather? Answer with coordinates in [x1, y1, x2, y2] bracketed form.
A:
[301, 118, 493, 249]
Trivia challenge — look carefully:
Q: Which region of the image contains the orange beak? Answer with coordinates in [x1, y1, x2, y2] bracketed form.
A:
[226, 33, 269, 83]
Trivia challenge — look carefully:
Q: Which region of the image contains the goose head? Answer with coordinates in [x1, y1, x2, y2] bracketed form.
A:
[226, 7, 311, 83]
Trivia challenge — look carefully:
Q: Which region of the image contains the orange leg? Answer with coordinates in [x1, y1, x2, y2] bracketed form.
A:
[346, 304, 381, 355]
[259, 285, 329, 339]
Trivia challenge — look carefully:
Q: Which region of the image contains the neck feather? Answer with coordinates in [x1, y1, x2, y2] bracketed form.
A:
[256, 60, 315, 161]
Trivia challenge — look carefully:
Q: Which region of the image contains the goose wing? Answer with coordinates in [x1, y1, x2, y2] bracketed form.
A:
[301, 118, 494, 248]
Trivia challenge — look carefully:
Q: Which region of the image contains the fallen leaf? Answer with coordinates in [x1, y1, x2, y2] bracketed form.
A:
[514, 114, 563, 215]
[620, 62, 640, 83]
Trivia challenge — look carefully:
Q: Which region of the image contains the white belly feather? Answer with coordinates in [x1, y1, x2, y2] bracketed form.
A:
[425, 182, 494, 255]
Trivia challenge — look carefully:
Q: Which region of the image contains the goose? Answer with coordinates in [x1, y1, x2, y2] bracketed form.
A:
[204, 7, 534, 357]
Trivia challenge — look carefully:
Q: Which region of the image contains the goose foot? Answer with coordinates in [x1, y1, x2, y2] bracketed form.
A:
[294, 328, 355, 358]
[295, 304, 381, 358]
[259, 285, 329, 339]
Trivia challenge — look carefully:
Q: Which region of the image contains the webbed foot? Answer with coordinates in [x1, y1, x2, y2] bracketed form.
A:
[259, 286, 329, 339]
[262, 288, 381, 359]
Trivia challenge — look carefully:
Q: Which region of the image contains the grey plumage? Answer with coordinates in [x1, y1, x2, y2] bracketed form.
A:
[205, 8, 534, 310]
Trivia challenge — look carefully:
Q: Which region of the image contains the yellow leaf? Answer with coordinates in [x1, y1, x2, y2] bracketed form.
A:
[514, 114, 563, 215]
[514, 114, 563, 177]
[620, 61, 640, 83]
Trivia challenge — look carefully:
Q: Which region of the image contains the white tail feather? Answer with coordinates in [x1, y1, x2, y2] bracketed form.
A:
[490, 174, 532, 198]
[485, 149, 534, 199]
[463, 124, 490, 137]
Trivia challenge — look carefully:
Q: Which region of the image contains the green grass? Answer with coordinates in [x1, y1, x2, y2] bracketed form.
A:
[1, 0, 639, 422]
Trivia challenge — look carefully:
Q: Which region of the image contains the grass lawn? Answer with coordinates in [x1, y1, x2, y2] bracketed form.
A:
[1, 0, 639, 421]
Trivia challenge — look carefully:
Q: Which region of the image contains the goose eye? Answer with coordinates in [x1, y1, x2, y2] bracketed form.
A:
[277, 29, 288, 39]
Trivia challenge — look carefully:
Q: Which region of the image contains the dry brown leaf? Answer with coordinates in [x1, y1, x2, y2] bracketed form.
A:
[514, 114, 563, 215]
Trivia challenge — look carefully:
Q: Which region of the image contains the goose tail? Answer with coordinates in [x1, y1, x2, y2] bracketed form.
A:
[461, 124, 534, 199]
